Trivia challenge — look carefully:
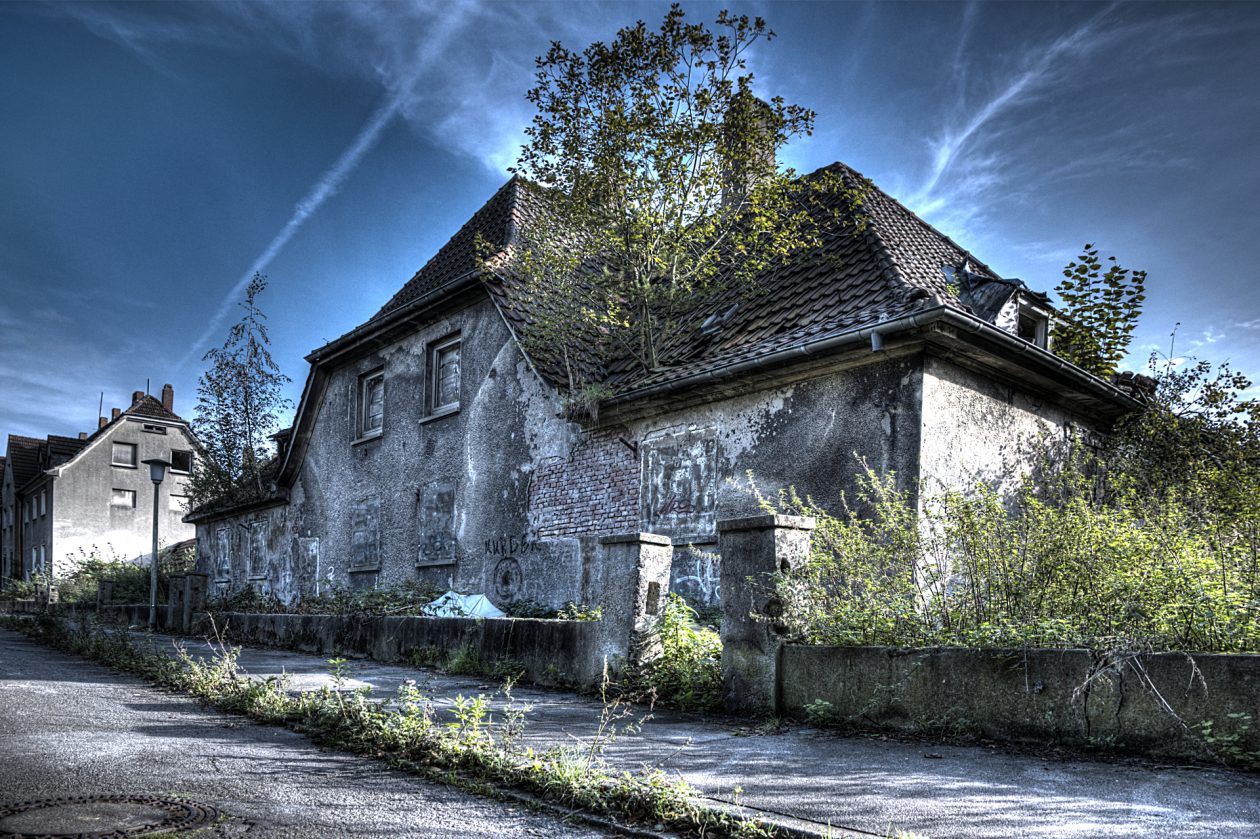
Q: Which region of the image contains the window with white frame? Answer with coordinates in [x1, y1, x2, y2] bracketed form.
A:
[358, 370, 384, 438]
[429, 335, 461, 415]
[112, 442, 137, 468]
[110, 488, 136, 508]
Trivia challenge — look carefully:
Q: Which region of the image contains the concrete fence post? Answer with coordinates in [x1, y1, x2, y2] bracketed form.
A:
[718, 513, 815, 715]
[96, 579, 114, 609]
[166, 574, 186, 631]
[182, 573, 209, 634]
[596, 533, 673, 676]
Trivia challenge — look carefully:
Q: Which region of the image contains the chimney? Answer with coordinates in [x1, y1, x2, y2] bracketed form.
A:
[132, 390, 145, 405]
[111, 408, 121, 421]
[78, 432, 87, 440]
[98, 416, 108, 430]
[161, 383, 174, 413]
[721, 93, 777, 208]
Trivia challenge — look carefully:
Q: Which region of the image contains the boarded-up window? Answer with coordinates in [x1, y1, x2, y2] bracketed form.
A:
[247, 521, 267, 578]
[430, 336, 460, 412]
[110, 488, 136, 508]
[641, 427, 718, 540]
[351, 496, 381, 569]
[112, 442, 136, 467]
[215, 528, 231, 580]
[418, 479, 457, 565]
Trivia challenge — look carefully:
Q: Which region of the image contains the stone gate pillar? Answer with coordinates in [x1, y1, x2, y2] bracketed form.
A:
[718, 514, 815, 715]
[182, 573, 209, 634]
[596, 532, 673, 673]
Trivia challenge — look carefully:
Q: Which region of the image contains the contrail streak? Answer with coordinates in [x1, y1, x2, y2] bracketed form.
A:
[178, 90, 404, 369]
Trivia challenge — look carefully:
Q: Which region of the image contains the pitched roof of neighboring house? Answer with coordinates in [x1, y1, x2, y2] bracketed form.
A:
[45, 435, 88, 467]
[5, 435, 44, 491]
[122, 394, 184, 423]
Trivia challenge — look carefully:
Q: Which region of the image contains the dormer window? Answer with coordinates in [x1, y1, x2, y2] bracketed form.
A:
[1017, 304, 1050, 349]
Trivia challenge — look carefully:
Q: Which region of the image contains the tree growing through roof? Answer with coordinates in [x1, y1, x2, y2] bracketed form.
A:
[507, 4, 866, 399]
[1051, 244, 1147, 377]
[187, 273, 292, 509]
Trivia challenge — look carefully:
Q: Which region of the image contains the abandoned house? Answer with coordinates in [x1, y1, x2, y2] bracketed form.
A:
[1, 385, 198, 585]
[188, 162, 1139, 608]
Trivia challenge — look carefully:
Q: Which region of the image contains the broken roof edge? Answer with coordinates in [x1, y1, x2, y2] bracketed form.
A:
[600, 305, 1140, 421]
[184, 488, 288, 525]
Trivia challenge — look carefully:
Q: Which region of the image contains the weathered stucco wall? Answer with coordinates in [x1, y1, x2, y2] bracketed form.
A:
[918, 355, 1091, 496]
[278, 295, 594, 608]
[53, 418, 196, 569]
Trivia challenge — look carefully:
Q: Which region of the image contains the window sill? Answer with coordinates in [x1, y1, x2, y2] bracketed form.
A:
[351, 431, 383, 446]
[349, 565, 381, 574]
[419, 405, 459, 425]
[246, 575, 268, 581]
[112, 464, 138, 470]
[416, 558, 457, 568]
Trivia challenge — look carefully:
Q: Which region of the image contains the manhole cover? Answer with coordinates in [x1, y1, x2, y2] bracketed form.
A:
[0, 794, 219, 838]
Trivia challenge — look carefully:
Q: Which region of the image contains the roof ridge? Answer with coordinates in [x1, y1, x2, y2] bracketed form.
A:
[826, 159, 1006, 285]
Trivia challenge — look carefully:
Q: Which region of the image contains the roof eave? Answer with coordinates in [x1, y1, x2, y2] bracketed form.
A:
[600, 306, 1139, 422]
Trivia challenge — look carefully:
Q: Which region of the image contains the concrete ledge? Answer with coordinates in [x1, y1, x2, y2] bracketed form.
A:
[780, 644, 1260, 762]
[176, 611, 608, 688]
[598, 532, 672, 546]
[717, 514, 816, 533]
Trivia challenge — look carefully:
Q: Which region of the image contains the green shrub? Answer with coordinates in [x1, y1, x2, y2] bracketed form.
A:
[54, 544, 194, 605]
[762, 460, 1260, 653]
[626, 594, 722, 711]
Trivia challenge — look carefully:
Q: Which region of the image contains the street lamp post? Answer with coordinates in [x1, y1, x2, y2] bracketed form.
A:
[142, 458, 171, 630]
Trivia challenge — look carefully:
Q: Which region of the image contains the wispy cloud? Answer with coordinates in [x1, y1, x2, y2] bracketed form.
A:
[910, 7, 1114, 209]
[177, 87, 406, 369]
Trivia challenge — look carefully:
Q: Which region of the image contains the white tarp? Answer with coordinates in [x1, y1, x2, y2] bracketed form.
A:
[423, 590, 505, 618]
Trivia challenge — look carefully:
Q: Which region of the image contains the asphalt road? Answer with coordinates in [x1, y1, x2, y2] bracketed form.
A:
[0, 629, 617, 838]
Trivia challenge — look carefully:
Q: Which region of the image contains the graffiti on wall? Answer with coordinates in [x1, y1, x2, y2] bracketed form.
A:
[641, 426, 718, 539]
[418, 479, 457, 565]
[484, 534, 542, 601]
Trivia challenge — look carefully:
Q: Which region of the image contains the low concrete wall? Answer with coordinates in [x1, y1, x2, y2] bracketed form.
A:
[193, 612, 605, 687]
[780, 645, 1260, 762]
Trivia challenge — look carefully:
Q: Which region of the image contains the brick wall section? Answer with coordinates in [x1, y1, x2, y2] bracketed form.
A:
[530, 429, 639, 537]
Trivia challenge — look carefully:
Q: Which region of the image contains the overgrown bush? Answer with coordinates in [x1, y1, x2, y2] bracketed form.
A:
[207, 579, 444, 618]
[762, 461, 1260, 652]
[55, 544, 195, 605]
[625, 594, 722, 711]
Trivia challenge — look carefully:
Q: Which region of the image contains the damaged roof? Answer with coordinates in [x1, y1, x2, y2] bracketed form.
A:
[481, 162, 1023, 391]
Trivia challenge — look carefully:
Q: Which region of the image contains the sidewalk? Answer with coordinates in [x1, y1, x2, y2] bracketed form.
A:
[134, 630, 1260, 839]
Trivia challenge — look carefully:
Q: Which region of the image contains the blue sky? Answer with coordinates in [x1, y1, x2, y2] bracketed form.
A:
[2, 1, 1258, 439]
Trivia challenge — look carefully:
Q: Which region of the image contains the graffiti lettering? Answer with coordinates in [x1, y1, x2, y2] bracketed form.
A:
[484, 534, 541, 557]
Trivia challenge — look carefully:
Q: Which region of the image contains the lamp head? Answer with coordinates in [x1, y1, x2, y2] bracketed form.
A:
[142, 457, 172, 484]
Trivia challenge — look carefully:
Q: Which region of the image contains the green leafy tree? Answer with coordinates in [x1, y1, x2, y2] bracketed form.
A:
[188, 273, 292, 508]
[1052, 244, 1147, 376]
[508, 4, 865, 388]
[1108, 345, 1260, 518]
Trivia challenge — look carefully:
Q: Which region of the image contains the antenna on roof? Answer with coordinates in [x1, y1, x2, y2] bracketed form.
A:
[97, 392, 103, 425]
[146, 378, 150, 396]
